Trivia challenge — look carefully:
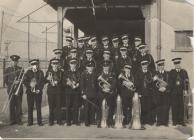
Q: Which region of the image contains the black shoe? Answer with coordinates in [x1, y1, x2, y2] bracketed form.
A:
[57, 122, 63, 126]
[17, 122, 23, 125]
[38, 123, 44, 126]
[49, 122, 54, 126]
[85, 124, 90, 127]
[9, 122, 16, 125]
[67, 123, 71, 126]
[27, 123, 33, 126]
[181, 123, 186, 126]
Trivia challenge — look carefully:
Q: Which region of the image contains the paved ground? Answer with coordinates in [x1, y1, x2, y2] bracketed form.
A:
[0, 88, 192, 140]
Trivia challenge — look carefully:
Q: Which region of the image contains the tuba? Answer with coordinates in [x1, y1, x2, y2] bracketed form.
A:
[114, 95, 123, 129]
[118, 73, 136, 91]
[98, 75, 112, 94]
[101, 99, 109, 128]
[131, 92, 143, 130]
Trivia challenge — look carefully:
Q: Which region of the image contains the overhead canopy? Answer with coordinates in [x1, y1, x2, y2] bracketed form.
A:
[44, 0, 152, 35]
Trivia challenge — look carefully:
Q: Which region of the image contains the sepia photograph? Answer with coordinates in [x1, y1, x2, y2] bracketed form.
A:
[0, 0, 194, 140]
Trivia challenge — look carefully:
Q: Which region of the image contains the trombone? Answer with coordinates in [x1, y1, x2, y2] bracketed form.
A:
[2, 67, 30, 113]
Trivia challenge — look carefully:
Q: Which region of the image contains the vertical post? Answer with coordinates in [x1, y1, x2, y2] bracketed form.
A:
[0, 11, 4, 55]
[157, 0, 162, 60]
[74, 25, 78, 48]
[45, 27, 48, 60]
[57, 7, 64, 49]
[3, 58, 5, 87]
[27, 15, 30, 60]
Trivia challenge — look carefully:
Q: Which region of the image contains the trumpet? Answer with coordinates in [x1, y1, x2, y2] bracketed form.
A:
[118, 73, 135, 91]
[98, 75, 112, 94]
[153, 75, 168, 92]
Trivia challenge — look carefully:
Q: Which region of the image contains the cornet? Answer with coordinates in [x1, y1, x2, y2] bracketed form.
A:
[118, 73, 135, 91]
[48, 72, 58, 86]
[67, 78, 79, 89]
[153, 75, 168, 92]
[98, 75, 112, 94]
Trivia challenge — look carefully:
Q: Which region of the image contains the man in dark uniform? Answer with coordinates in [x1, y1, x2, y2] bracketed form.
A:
[64, 59, 81, 126]
[154, 59, 170, 126]
[45, 58, 63, 126]
[98, 50, 114, 74]
[62, 36, 73, 60]
[99, 36, 113, 60]
[138, 44, 156, 73]
[4, 55, 23, 125]
[77, 37, 86, 61]
[117, 47, 132, 74]
[88, 36, 100, 62]
[24, 59, 45, 126]
[134, 36, 142, 47]
[97, 62, 117, 128]
[80, 61, 98, 126]
[111, 36, 120, 68]
[81, 48, 96, 72]
[131, 37, 141, 74]
[169, 58, 189, 126]
[121, 34, 133, 57]
[118, 64, 136, 127]
[135, 60, 155, 126]
[65, 48, 80, 71]
[48, 49, 64, 71]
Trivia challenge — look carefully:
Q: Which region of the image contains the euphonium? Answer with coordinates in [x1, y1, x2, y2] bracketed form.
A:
[131, 92, 142, 130]
[101, 99, 109, 128]
[114, 95, 123, 129]
[98, 75, 112, 94]
[118, 73, 135, 91]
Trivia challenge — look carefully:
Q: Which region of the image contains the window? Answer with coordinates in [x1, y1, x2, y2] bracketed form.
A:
[173, 30, 193, 52]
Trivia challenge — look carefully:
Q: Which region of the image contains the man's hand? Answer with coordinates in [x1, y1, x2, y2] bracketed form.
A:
[35, 90, 40, 94]
[82, 94, 87, 100]
[14, 80, 20, 85]
[159, 87, 166, 92]
[183, 90, 188, 96]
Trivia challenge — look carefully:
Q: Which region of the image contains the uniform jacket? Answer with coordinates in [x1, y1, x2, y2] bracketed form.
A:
[80, 70, 98, 98]
[24, 69, 45, 94]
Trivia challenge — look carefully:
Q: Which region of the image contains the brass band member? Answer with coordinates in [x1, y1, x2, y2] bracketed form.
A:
[81, 48, 96, 72]
[100, 36, 113, 61]
[4, 55, 23, 125]
[97, 62, 117, 128]
[66, 48, 80, 71]
[117, 47, 132, 74]
[135, 60, 155, 126]
[24, 59, 44, 126]
[77, 37, 87, 61]
[169, 58, 189, 126]
[64, 59, 81, 126]
[154, 59, 170, 126]
[131, 37, 141, 74]
[88, 36, 100, 62]
[80, 61, 98, 126]
[98, 50, 114, 74]
[111, 35, 120, 65]
[118, 64, 135, 127]
[45, 58, 63, 126]
[62, 36, 73, 60]
[121, 34, 133, 57]
[138, 44, 156, 73]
